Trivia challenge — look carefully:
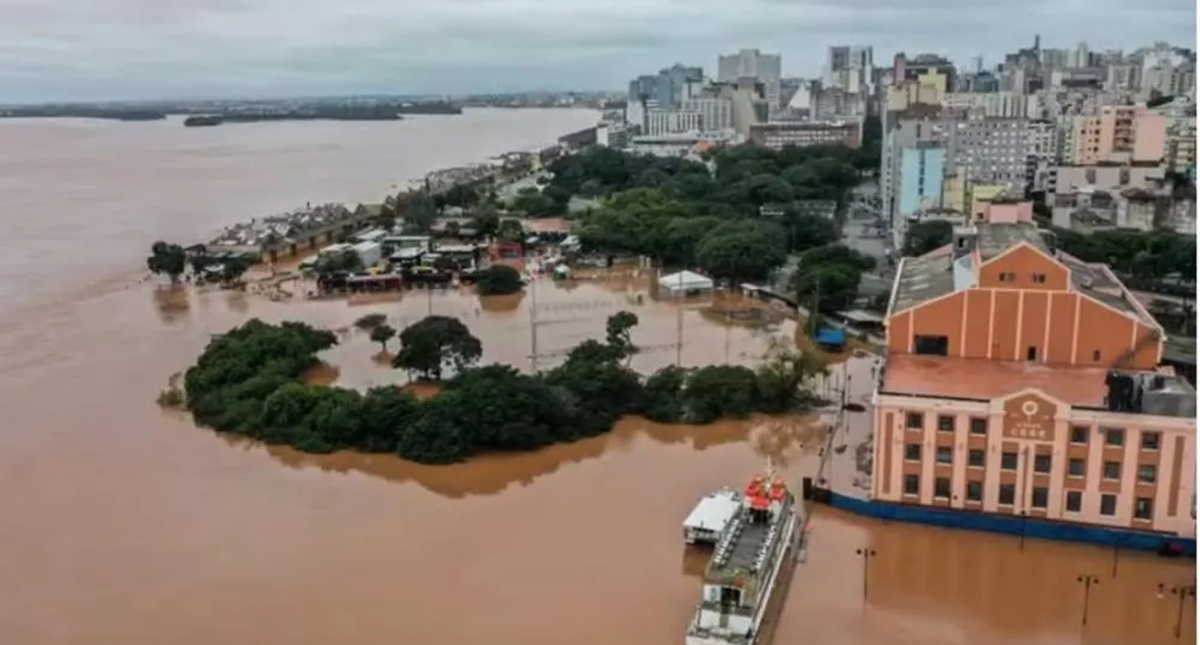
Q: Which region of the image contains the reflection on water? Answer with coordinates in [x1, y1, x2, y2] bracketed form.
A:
[263, 415, 789, 499]
[779, 507, 1196, 645]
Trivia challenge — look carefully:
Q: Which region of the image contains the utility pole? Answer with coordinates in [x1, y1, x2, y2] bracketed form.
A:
[675, 289, 684, 366]
[529, 275, 539, 373]
[855, 547, 876, 602]
[1111, 537, 1122, 578]
[1076, 574, 1099, 628]
[427, 285, 433, 316]
[1158, 583, 1196, 639]
[724, 311, 731, 363]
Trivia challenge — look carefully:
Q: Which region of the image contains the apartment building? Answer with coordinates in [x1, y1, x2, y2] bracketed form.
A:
[954, 118, 1033, 189]
[1165, 117, 1197, 174]
[942, 92, 1040, 118]
[897, 144, 946, 218]
[874, 206, 1195, 537]
[748, 120, 860, 150]
[1059, 104, 1167, 165]
[1049, 163, 1168, 228]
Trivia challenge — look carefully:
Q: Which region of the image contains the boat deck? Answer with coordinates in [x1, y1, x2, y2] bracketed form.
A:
[705, 495, 793, 584]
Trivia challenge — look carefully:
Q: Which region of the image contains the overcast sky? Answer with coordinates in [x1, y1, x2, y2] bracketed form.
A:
[0, 0, 1195, 102]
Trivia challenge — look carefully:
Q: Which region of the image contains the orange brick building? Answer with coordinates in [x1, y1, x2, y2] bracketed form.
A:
[872, 204, 1195, 538]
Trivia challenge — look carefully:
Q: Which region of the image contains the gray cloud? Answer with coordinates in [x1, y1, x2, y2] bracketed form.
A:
[0, 0, 1194, 102]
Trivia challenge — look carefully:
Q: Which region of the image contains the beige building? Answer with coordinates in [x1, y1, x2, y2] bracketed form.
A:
[1052, 163, 1167, 197]
[749, 121, 861, 150]
[874, 206, 1196, 537]
[1165, 117, 1196, 173]
[1060, 105, 1167, 165]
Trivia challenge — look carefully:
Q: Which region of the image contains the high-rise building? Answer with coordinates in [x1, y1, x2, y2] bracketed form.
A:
[825, 45, 874, 94]
[1059, 104, 1167, 165]
[897, 144, 947, 218]
[718, 49, 783, 108]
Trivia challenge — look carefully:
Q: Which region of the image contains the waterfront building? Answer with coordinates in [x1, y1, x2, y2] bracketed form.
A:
[873, 204, 1196, 538]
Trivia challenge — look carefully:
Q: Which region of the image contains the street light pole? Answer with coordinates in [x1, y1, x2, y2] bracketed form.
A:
[1019, 510, 1027, 552]
[1111, 537, 1122, 579]
[1159, 583, 1197, 639]
[855, 547, 876, 602]
[1076, 574, 1100, 627]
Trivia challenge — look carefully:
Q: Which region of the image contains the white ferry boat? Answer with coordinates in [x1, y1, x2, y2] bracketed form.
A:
[684, 471, 800, 645]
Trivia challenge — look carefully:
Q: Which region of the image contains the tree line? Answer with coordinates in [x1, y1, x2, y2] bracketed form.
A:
[544, 145, 876, 313]
[176, 314, 827, 464]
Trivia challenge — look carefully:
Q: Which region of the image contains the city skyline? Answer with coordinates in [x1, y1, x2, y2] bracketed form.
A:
[0, 0, 1196, 103]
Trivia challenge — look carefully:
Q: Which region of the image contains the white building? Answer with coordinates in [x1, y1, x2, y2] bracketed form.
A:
[646, 109, 704, 136]
[682, 97, 734, 134]
[942, 92, 1040, 118]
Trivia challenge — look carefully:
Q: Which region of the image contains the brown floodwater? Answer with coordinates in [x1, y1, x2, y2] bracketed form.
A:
[0, 112, 1192, 645]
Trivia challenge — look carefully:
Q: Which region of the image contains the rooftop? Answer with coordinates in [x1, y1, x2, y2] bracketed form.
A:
[881, 354, 1110, 407]
[209, 203, 358, 250]
[889, 222, 1147, 321]
[683, 490, 741, 533]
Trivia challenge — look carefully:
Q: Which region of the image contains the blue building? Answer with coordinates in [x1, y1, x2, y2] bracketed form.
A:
[897, 145, 946, 219]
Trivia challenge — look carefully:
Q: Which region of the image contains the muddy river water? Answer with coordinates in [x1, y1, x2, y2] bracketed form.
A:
[0, 110, 1192, 645]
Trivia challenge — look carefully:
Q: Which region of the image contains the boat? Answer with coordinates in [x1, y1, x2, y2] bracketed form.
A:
[684, 470, 800, 645]
[683, 487, 741, 545]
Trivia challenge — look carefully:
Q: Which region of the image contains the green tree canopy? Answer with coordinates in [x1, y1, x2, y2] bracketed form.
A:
[147, 241, 187, 282]
[475, 264, 525, 296]
[694, 221, 787, 281]
[792, 244, 876, 315]
[369, 323, 397, 351]
[392, 316, 483, 381]
[902, 220, 955, 257]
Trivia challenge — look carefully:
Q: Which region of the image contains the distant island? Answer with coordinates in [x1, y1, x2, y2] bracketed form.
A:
[184, 102, 465, 126]
[0, 107, 166, 121]
[0, 100, 464, 124]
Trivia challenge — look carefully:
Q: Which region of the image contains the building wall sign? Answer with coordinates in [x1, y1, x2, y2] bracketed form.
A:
[1002, 392, 1057, 442]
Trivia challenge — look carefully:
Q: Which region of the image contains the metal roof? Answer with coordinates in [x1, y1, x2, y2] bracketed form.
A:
[683, 490, 741, 532]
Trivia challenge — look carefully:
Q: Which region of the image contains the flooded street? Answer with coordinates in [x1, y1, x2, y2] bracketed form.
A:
[0, 111, 1192, 645]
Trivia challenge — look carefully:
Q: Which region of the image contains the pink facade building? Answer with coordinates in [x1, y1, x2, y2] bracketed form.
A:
[872, 207, 1196, 538]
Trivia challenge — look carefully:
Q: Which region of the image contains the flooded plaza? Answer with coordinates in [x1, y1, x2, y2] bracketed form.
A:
[0, 112, 1192, 645]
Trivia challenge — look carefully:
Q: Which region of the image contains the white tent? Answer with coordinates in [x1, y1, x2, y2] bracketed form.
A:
[659, 270, 714, 294]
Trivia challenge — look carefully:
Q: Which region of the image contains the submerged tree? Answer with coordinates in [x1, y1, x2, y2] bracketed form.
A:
[354, 313, 388, 332]
[147, 241, 187, 283]
[475, 264, 524, 296]
[392, 316, 483, 381]
[369, 323, 397, 352]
